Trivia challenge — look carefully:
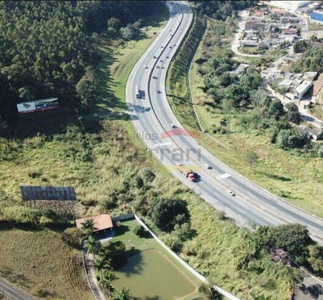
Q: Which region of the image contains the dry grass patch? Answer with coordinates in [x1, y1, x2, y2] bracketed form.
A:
[0, 227, 91, 300]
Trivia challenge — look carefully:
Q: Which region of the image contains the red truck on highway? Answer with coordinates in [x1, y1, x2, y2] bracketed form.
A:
[176, 163, 197, 182]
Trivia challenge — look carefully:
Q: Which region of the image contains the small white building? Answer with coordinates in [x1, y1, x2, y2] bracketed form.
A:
[270, 1, 312, 11]
[295, 80, 312, 99]
[279, 79, 293, 88]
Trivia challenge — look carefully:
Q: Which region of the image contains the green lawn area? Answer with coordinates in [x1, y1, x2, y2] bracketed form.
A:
[107, 219, 206, 300]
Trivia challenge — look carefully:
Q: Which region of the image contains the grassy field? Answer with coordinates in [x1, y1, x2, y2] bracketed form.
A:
[0, 227, 91, 300]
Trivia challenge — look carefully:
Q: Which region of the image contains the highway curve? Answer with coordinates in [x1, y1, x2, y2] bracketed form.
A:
[126, 1, 323, 244]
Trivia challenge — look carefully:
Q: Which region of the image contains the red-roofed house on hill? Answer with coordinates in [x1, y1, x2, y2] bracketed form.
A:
[76, 214, 113, 234]
[271, 8, 290, 16]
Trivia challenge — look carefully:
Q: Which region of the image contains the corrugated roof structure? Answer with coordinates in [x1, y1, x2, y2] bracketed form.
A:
[20, 186, 76, 201]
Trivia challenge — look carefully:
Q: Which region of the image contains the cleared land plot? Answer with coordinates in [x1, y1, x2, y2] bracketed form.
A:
[0, 227, 91, 300]
[114, 249, 196, 300]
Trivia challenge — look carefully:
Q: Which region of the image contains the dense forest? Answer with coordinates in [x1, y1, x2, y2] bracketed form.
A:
[0, 1, 156, 129]
[191, 0, 257, 20]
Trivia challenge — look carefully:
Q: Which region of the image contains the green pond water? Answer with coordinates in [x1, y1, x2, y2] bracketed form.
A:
[114, 249, 197, 300]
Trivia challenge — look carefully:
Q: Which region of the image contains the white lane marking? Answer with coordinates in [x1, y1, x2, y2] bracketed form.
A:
[155, 142, 172, 147]
[217, 173, 231, 179]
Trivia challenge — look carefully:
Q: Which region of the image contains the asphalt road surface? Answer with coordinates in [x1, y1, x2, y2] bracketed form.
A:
[126, 1, 323, 244]
[0, 277, 34, 300]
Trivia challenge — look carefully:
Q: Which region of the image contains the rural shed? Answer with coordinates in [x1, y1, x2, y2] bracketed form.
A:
[76, 214, 113, 233]
[21, 186, 76, 215]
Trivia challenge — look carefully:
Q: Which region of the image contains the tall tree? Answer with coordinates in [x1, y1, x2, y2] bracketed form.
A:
[94, 255, 110, 274]
[99, 270, 117, 296]
[111, 288, 133, 300]
[86, 234, 101, 258]
[80, 219, 95, 237]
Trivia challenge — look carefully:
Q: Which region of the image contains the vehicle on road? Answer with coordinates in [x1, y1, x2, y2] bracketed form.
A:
[166, 56, 169, 58]
[153, 76, 157, 79]
[204, 164, 212, 169]
[144, 105, 150, 111]
[157, 90, 161, 94]
[228, 190, 235, 196]
[157, 66, 160, 68]
[176, 163, 197, 182]
[135, 85, 140, 98]
[171, 123, 176, 128]
[145, 66, 148, 69]
[160, 60, 163, 62]
[153, 55, 157, 59]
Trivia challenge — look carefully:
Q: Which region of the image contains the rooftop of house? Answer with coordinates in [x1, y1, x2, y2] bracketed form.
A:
[295, 80, 312, 94]
[298, 125, 322, 137]
[272, 8, 290, 14]
[279, 79, 294, 87]
[76, 213, 113, 232]
[254, 10, 265, 17]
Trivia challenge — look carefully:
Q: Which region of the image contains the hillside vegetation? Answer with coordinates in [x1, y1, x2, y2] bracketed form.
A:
[0, 1, 156, 129]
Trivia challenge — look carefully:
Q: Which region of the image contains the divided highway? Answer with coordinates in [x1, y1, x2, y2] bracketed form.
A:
[126, 1, 323, 244]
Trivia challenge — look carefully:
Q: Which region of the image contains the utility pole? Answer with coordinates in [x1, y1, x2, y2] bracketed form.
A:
[74, 108, 86, 133]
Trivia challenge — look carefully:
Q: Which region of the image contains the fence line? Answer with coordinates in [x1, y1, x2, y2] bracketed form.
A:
[82, 252, 106, 300]
[133, 214, 241, 300]
[112, 213, 134, 222]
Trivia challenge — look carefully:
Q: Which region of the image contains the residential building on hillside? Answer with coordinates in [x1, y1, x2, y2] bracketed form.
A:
[295, 80, 312, 99]
[270, 1, 312, 11]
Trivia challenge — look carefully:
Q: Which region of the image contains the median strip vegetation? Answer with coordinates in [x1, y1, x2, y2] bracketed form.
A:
[166, 7, 206, 131]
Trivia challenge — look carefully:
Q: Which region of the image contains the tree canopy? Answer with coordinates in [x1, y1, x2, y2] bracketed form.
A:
[0, 1, 155, 127]
[149, 198, 190, 232]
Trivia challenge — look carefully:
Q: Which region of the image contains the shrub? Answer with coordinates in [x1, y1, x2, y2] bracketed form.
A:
[132, 224, 145, 237]
[162, 234, 183, 252]
[0, 206, 41, 224]
[308, 245, 323, 273]
[149, 198, 190, 232]
[34, 288, 49, 297]
[61, 227, 82, 249]
[132, 175, 144, 189]
[141, 169, 156, 183]
[245, 151, 259, 167]
[254, 224, 314, 264]
[81, 199, 97, 207]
